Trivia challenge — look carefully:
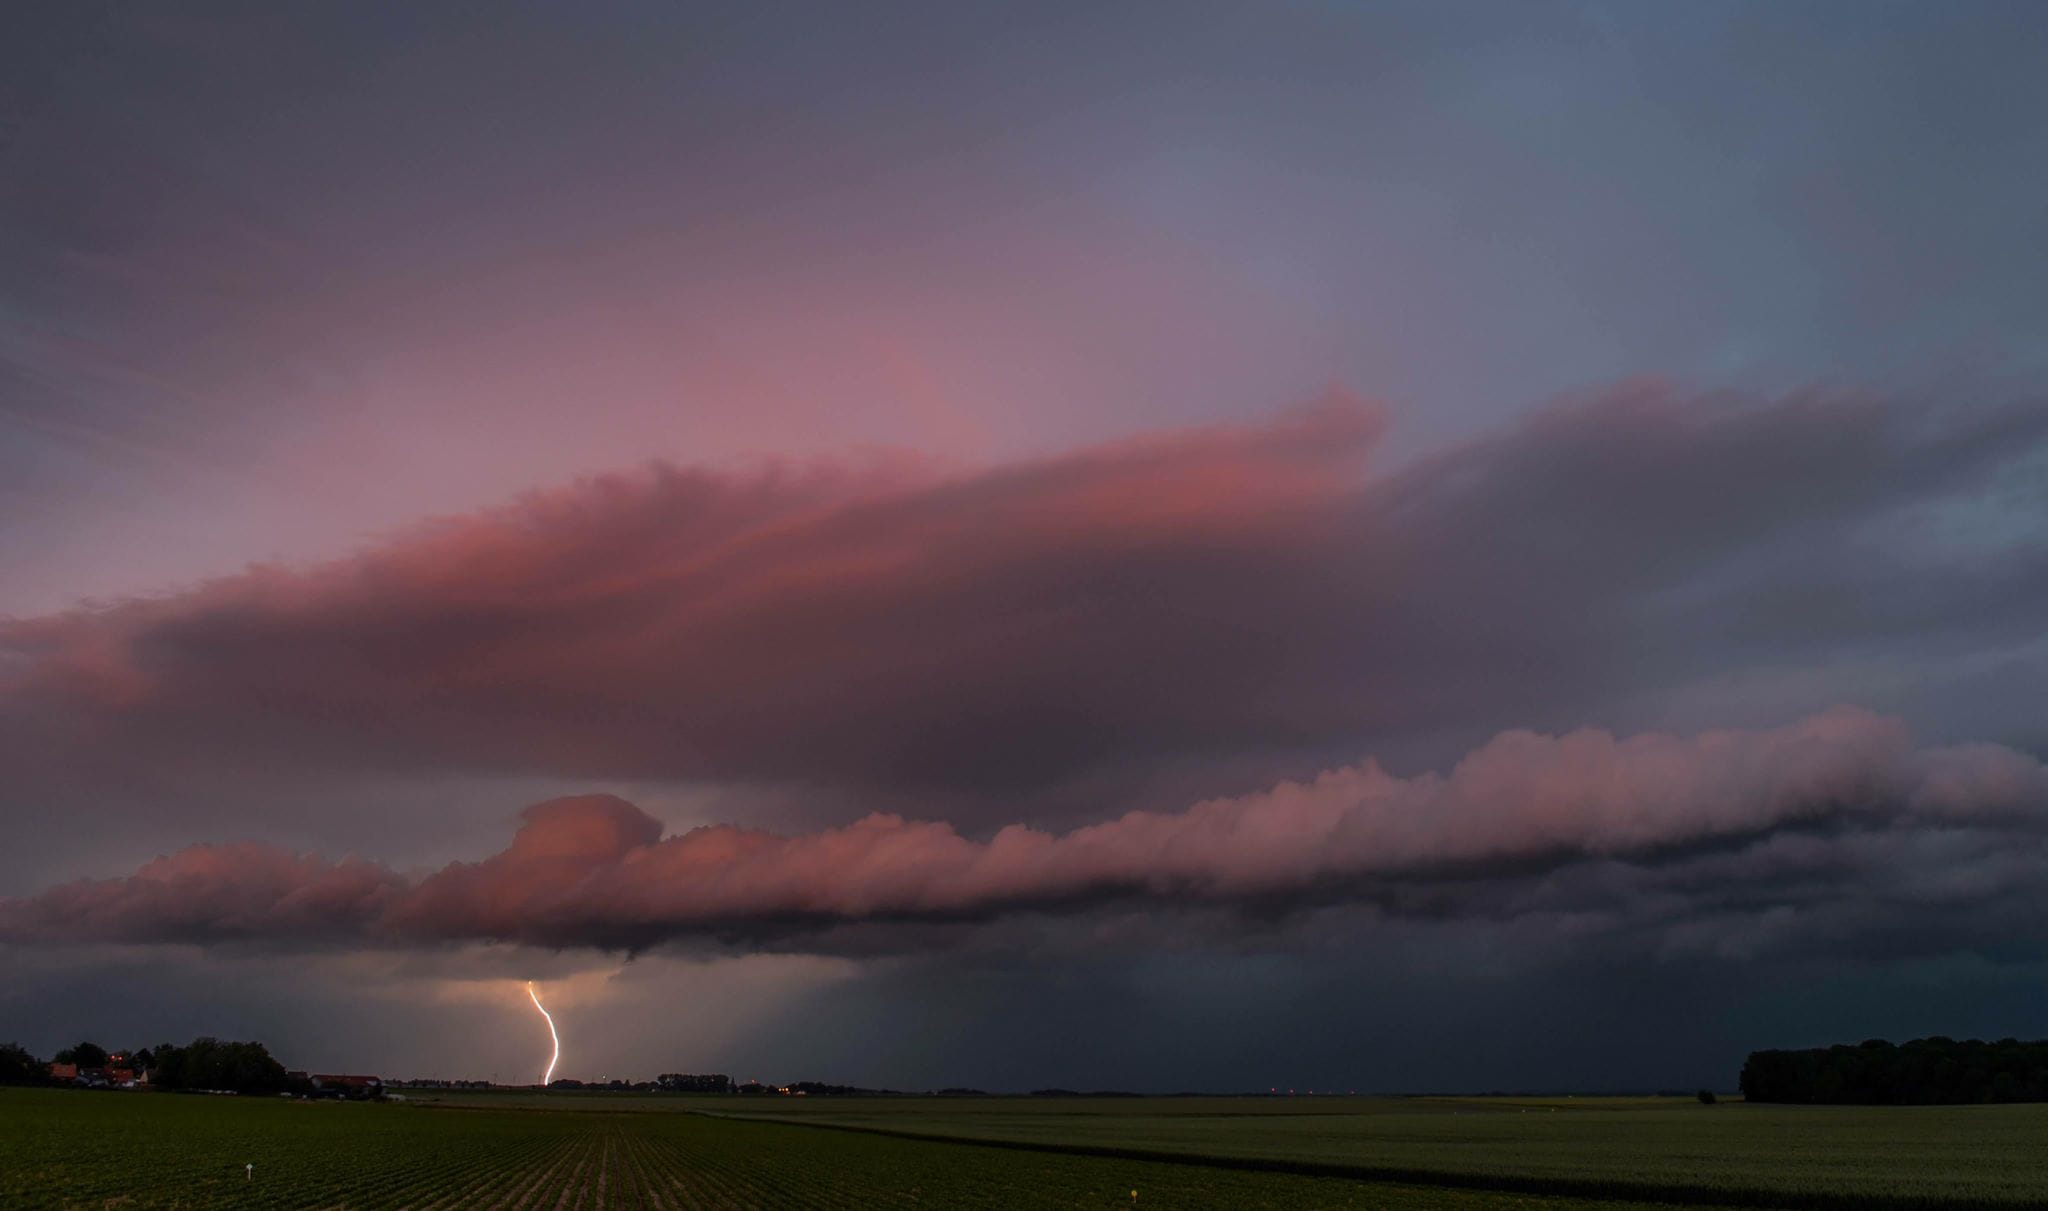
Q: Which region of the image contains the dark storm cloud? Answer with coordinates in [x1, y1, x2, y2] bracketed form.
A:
[6, 1, 2048, 1098]
[4, 386, 2045, 821]
[0, 403, 1382, 797]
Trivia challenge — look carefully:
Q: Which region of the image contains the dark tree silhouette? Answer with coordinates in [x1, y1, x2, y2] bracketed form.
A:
[655, 1073, 733, 1093]
[1742, 1037, 2048, 1104]
[148, 1038, 290, 1094]
[0, 1042, 42, 1084]
[53, 1042, 109, 1069]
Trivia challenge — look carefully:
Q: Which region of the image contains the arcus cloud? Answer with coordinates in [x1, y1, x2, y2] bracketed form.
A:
[5, 707, 2040, 953]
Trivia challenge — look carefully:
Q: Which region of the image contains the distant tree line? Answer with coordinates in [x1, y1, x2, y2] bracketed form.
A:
[549, 1078, 663, 1092]
[544, 1075, 889, 1095]
[396, 1077, 495, 1089]
[657, 1073, 733, 1093]
[1742, 1037, 2048, 1104]
[0, 1037, 293, 1095]
[149, 1038, 291, 1094]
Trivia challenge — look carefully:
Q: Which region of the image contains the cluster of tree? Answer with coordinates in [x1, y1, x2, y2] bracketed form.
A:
[1742, 1037, 2048, 1104]
[7, 1041, 157, 1084]
[0, 1042, 44, 1084]
[147, 1038, 291, 1095]
[53, 1043, 116, 1068]
[3, 1037, 291, 1095]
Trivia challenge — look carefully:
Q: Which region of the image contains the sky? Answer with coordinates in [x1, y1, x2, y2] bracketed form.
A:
[2, 0, 2047, 1093]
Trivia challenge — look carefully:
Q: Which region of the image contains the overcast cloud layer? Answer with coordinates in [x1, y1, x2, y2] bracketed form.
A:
[8, 387, 2046, 824]
[5, 381, 2047, 1087]
[6, 1, 2048, 1091]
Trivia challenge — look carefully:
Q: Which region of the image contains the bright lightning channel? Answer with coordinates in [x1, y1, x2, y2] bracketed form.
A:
[526, 981, 560, 1087]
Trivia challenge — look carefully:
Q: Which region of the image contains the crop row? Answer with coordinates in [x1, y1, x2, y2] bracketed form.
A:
[0, 1088, 1679, 1208]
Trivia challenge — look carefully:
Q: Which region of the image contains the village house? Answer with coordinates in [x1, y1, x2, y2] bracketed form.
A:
[309, 1073, 384, 1099]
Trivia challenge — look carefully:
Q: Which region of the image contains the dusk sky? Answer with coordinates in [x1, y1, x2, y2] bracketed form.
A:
[4, 1, 2048, 1092]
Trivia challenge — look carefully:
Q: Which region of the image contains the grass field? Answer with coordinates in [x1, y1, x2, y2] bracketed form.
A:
[5, 1086, 2045, 1209]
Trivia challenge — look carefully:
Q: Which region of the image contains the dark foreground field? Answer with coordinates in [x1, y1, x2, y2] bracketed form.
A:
[6, 1087, 2047, 1209]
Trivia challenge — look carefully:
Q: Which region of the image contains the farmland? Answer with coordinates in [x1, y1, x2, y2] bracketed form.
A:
[711, 1093, 2048, 1206]
[4, 1086, 2046, 1209]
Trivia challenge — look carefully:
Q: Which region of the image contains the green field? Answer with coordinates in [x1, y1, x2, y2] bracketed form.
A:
[5, 1086, 2046, 1209]
[704, 1092, 2048, 1206]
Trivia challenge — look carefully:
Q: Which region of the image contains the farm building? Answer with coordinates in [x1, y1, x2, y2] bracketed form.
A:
[47, 1063, 139, 1087]
[309, 1073, 384, 1099]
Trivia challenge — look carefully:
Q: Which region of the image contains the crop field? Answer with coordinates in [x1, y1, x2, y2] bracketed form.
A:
[711, 1093, 2048, 1207]
[4, 1087, 2045, 1209]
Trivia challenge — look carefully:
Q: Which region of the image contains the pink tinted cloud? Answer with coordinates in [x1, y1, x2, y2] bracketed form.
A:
[6, 707, 2040, 951]
[1, 400, 1383, 793]
[0, 844, 405, 946]
[4, 384, 2044, 820]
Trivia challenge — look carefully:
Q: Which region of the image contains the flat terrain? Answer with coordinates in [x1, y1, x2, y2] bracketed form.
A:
[5, 1086, 2045, 1208]
[704, 1092, 2048, 1206]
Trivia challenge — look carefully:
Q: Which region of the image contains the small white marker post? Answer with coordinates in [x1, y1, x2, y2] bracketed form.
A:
[245, 1163, 253, 1181]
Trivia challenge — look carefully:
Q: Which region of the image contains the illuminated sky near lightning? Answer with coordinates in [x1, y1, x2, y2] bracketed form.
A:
[3, 1, 2048, 1092]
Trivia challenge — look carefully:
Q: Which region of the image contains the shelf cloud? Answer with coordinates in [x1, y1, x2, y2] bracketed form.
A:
[8, 707, 2041, 957]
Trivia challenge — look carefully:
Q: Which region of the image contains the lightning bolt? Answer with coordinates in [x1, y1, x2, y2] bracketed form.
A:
[526, 981, 560, 1087]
